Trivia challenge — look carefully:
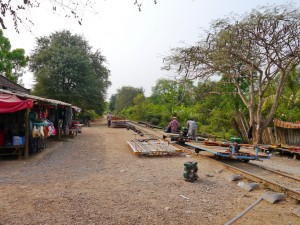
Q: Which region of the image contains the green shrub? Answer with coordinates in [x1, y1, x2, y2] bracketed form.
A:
[86, 110, 99, 120]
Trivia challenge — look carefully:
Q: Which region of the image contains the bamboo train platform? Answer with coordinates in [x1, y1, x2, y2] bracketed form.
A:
[127, 138, 182, 156]
[186, 141, 271, 162]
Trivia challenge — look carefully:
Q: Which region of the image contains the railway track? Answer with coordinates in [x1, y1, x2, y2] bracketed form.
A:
[127, 121, 300, 202]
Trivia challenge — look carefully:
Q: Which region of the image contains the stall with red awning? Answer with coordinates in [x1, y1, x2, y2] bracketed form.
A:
[0, 94, 33, 113]
[0, 89, 80, 159]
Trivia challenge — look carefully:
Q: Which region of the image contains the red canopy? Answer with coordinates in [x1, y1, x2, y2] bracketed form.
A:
[0, 94, 33, 113]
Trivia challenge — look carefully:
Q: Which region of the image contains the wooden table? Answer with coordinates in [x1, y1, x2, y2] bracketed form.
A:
[0, 145, 25, 160]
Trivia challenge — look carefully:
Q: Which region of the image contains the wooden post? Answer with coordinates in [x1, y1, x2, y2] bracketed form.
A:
[56, 107, 60, 141]
[24, 108, 30, 159]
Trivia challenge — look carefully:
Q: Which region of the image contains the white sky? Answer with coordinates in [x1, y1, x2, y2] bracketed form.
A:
[3, 0, 297, 99]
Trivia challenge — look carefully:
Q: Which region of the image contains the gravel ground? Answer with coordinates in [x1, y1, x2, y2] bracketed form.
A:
[0, 119, 299, 225]
[250, 155, 300, 178]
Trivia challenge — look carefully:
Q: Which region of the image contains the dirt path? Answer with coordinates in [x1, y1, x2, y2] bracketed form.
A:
[0, 119, 299, 225]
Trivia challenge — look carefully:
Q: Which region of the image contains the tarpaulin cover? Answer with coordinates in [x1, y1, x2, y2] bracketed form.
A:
[0, 94, 33, 113]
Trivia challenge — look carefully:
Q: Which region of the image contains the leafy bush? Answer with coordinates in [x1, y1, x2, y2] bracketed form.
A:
[86, 110, 99, 120]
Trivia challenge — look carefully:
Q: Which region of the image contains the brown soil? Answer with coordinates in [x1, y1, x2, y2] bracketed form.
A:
[0, 119, 299, 225]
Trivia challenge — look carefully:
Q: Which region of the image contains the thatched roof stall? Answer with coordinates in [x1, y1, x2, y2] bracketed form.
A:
[273, 119, 300, 159]
[274, 119, 300, 147]
[0, 75, 30, 94]
[0, 88, 79, 159]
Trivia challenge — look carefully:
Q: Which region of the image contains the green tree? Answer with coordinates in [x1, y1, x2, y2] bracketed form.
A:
[151, 78, 195, 107]
[115, 86, 144, 113]
[263, 67, 300, 122]
[30, 30, 110, 114]
[133, 93, 146, 116]
[164, 4, 300, 143]
[108, 94, 117, 112]
[0, 30, 29, 83]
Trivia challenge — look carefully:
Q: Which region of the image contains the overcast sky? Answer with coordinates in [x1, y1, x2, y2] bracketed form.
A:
[3, 0, 297, 99]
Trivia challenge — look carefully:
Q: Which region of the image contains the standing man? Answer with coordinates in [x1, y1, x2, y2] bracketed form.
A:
[187, 118, 197, 140]
[107, 112, 112, 127]
[169, 116, 179, 133]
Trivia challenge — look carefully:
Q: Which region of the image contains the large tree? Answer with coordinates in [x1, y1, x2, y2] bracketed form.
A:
[114, 86, 144, 113]
[164, 4, 300, 143]
[30, 30, 110, 114]
[0, 29, 29, 83]
[108, 94, 117, 113]
[263, 67, 300, 122]
[151, 78, 195, 107]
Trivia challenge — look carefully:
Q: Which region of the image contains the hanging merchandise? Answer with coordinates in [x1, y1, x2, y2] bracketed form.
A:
[41, 108, 48, 119]
[48, 124, 56, 136]
[32, 126, 38, 138]
[43, 119, 56, 137]
[38, 126, 44, 137]
[44, 126, 49, 137]
[64, 125, 70, 136]
[29, 111, 36, 121]
[66, 107, 72, 127]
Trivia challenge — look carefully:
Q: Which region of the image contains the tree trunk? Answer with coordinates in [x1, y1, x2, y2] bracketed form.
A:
[254, 117, 269, 144]
[255, 126, 264, 144]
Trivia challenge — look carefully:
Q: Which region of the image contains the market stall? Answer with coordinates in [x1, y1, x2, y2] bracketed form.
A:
[0, 94, 33, 159]
[0, 88, 81, 159]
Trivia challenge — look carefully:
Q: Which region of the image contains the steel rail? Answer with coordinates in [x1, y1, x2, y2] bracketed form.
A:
[126, 121, 300, 202]
[249, 163, 300, 182]
[218, 160, 300, 202]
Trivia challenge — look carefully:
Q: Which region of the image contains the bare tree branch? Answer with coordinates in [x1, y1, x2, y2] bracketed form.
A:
[164, 4, 300, 143]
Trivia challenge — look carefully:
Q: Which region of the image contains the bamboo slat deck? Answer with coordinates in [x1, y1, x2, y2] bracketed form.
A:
[239, 148, 268, 157]
[127, 138, 182, 156]
[162, 132, 181, 140]
[185, 141, 270, 160]
[162, 132, 180, 137]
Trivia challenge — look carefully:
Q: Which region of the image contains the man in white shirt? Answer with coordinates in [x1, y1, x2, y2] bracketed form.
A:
[107, 112, 112, 127]
[186, 119, 197, 140]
